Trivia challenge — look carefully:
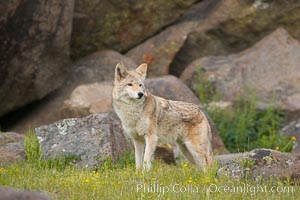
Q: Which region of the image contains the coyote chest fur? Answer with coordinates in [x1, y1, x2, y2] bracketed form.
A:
[112, 62, 213, 171]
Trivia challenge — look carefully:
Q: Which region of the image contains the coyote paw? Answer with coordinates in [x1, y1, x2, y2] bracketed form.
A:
[142, 162, 151, 173]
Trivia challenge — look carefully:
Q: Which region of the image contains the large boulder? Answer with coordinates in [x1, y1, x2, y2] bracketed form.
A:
[68, 50, 137, 86]
[0, 187, 51, 200]
[217, 149, 300, 182]
[0, 0, 74, 117]
[126, 0, 217, 77]
[3, 50, 136, 132]
[146, 75, 201, 106]
[71, 0, 198, 58]
[181, 28, 300, 115]
[126, 20, 195, 77]
[62, 82, 113, 117]
[35, 112, 132, 169]
[170, 0, 300, 76]
[126, 23, 185, 77]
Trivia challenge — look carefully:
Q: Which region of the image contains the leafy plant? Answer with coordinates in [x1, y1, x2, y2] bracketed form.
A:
[97, 151, 135, 171]
[24, 129, 42, 163]
[44, 154, 81, 170]
[196, 66, 292, 153]
[196, 66, 219, 104]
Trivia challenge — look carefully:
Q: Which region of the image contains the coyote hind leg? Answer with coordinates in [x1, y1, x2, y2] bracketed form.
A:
[176, 141, 196, 165]
[184, 140, 209, 167]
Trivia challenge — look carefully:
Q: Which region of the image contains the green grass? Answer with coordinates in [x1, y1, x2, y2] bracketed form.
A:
[0, 133, 299, 199]
[24, 129, 42, 162]
[196, 66, 294, 153]
[0, 157, 299, 199]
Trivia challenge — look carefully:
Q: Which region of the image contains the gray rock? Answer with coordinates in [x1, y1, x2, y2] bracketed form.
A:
[0, 187, 51, 200]
[146, 75, 201, 106]
[214, 153, 245, 166]
[71, 0, 198, 58]
[68, 50, 137, 86]
[0, 0, 74, 117]
[217, 149, 300, 182]
[126, 0, 217, 77]
[181, 28, 300, 115]
[0, 132, 25, 164]
[171, 0, 300, 76]
[35, 112, 132, 169]
[126, 19, 196, 77]
[62, 82, 113, 117]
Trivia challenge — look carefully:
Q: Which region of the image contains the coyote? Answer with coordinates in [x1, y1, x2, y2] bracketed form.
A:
[112, 63, 213, 171]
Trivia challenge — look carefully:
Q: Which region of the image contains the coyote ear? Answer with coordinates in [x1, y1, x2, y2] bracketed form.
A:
[135, 63, 147, 80]
[115, 62, 128, 82]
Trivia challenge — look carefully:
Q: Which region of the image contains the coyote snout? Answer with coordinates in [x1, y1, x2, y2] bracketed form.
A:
[112, 62, 213, 172]
[125, 82, 145, 100]
[137, 92, 144, 99]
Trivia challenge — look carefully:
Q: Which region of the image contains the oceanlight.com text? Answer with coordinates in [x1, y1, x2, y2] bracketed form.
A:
[136, 182, 296, 196]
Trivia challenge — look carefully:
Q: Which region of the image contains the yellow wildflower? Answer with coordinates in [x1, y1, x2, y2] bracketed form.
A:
[275, 146, 280, 151]
[187, 177, 193, 183]
[181, 162, 188, 168]
[166, 144, 172, 149]
[291, 136, 297, 142]
[204, 178, 211, 183]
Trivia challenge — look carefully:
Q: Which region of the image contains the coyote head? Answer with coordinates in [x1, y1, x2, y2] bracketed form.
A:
[113, 62, 148, 102]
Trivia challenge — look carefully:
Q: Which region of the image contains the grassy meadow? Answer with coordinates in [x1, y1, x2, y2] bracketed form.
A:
[0, 154, 299, 200]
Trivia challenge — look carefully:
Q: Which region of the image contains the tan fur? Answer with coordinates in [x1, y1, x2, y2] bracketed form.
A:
[112, 62, 213, 171]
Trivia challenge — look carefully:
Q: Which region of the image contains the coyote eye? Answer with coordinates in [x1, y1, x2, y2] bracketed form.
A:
[127, 83, 133, 86]
[139, 84, 142, 87]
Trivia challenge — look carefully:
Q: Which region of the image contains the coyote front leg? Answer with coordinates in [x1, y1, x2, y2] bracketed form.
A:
[143, 133, 158, 172]
[132, 139, 145, 170]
